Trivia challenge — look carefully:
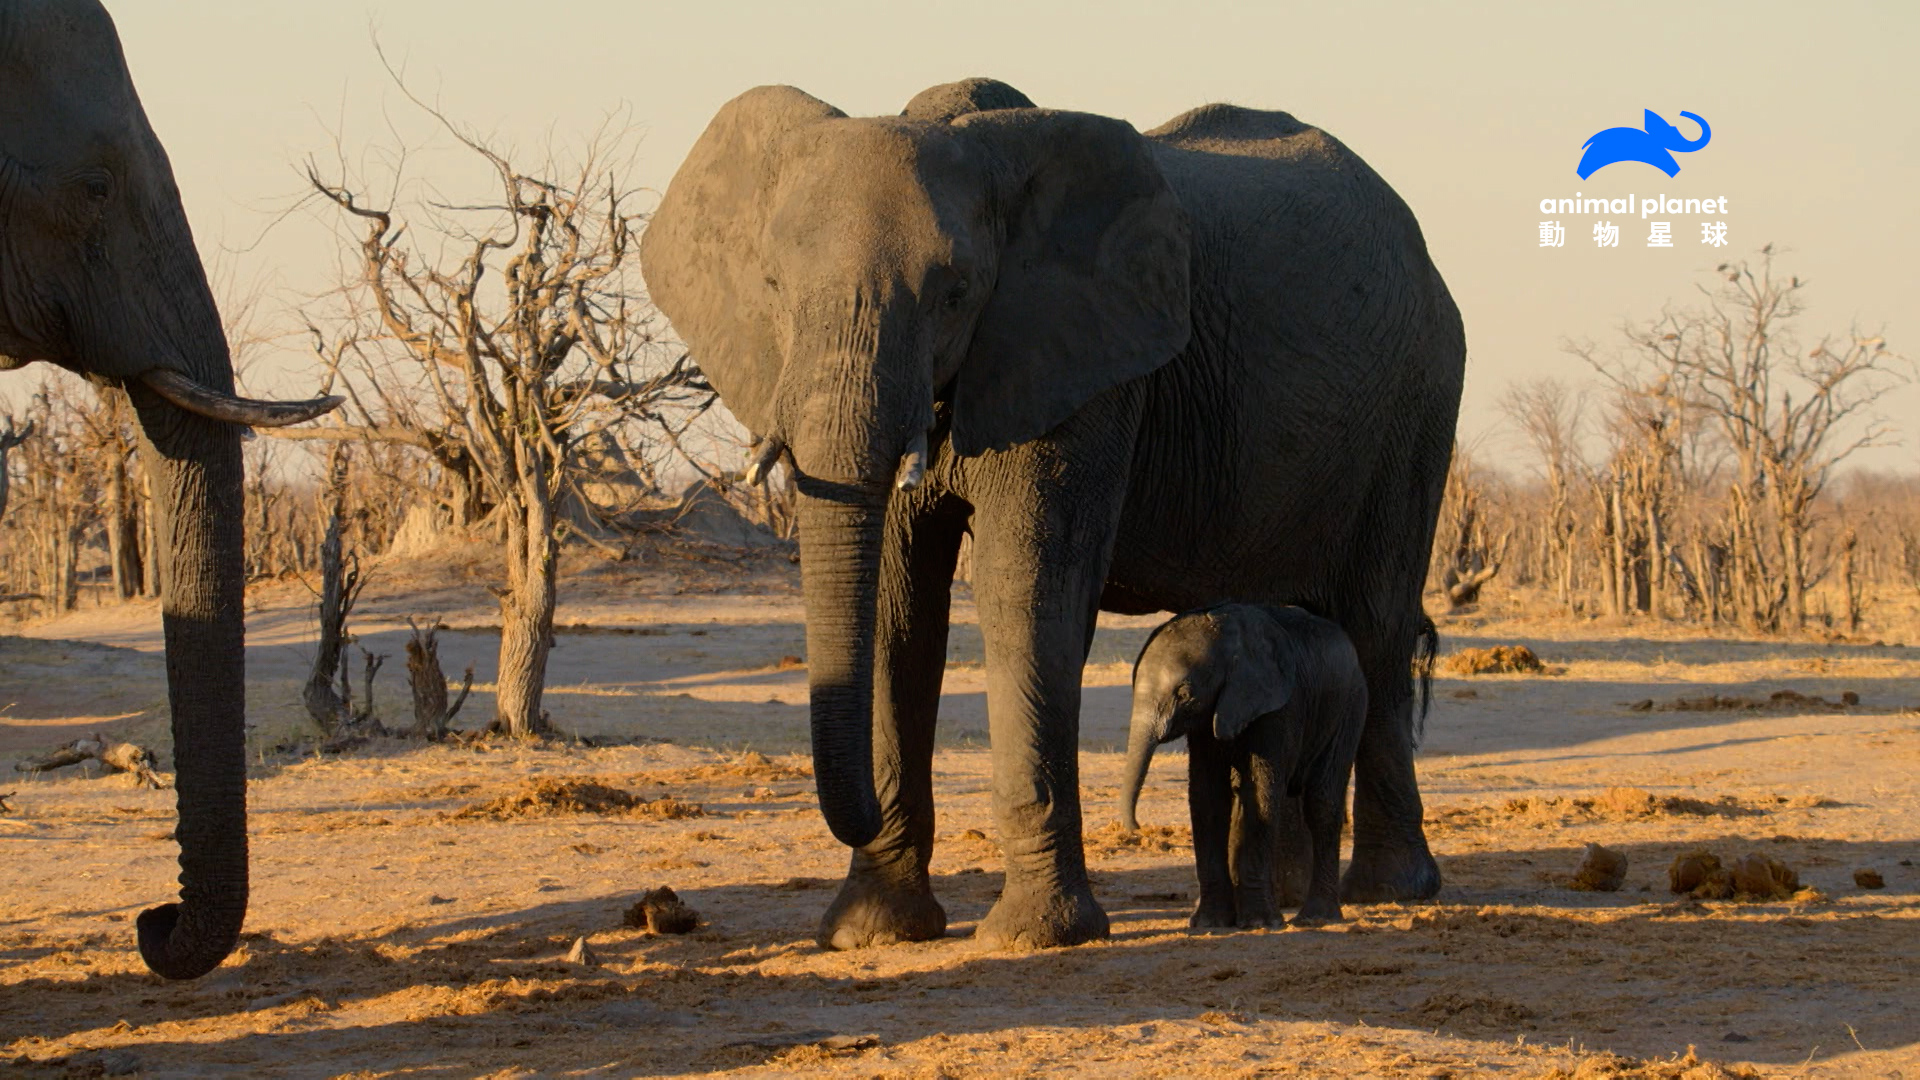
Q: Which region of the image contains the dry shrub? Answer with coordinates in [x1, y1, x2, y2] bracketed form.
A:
[452, 778, 704, 820]
[1439, 645, 1544, 675]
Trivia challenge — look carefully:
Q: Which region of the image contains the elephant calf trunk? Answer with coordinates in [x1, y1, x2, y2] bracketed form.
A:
[1119, 712, 1162, 834]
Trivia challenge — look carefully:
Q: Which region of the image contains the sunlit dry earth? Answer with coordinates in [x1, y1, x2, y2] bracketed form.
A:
[3, 546, 1918, 1078]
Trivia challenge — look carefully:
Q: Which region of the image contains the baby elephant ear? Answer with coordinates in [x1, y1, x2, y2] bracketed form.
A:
[947, 109, 1191, 456]
[1212, 622, 1293, 741]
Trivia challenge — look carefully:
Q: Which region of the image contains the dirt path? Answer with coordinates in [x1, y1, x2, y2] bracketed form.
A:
[3, 556, 1916, 1077]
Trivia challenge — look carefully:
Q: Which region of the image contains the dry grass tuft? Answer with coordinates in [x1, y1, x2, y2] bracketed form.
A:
[1440, 645, 1545, 675]
[1628, 689, 1862, 713]
[451, 777, 704, 820]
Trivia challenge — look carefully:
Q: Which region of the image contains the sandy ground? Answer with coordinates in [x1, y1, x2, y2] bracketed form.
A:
[2, 540, 1917, 1078]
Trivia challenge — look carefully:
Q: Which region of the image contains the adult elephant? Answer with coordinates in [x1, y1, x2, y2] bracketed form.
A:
[643, 78, 1463, 949]
[1, 0, 340, 978]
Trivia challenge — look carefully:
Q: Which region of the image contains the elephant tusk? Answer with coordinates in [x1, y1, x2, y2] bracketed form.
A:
[895, 430, 928, 492]
[138, 370, 344, 428]
[743, 435, 787, 487]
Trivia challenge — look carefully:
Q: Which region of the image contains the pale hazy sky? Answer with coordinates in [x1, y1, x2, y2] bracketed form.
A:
[90, 1, 1920, 469]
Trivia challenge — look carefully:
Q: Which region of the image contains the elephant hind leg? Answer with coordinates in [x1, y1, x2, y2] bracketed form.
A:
[1341, 664, 1441, 904]
[818, 491, 966, 950]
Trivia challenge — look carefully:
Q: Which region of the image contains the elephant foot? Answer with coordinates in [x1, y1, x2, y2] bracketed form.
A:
[1233, 894, 1284, 930]
[976, 881, 1109, 950]
[1188, 898, 1238, 930]
[1340, 842, 1442, 904]
[1293, 897, 1344, 926]
[817, 868, 947, 950]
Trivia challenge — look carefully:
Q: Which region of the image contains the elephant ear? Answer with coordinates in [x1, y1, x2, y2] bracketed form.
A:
[642, 86, 845, 438]
[947, 110, 1191, 456]
[1212, 616, 1294, 742]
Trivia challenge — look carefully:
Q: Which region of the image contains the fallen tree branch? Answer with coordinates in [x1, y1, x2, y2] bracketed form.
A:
[14, 734, 166, 788]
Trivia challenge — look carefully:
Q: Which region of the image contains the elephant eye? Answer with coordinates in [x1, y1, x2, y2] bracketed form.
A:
[943, 278, 970, 309]
[79, 172, 113, 203]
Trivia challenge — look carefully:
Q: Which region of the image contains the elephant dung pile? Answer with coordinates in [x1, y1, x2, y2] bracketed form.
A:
[1627, 689, 1861, 713]
[1439, 645, 1545, 676]
[451, 777, 705, 820]
[623, 885, 700, 934]
[1668, 850, 1806, 901]
[1570, 842, 1629, 891]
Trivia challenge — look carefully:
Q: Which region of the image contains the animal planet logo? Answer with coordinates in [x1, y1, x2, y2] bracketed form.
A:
[1577, 109, 1711, 179]
[1540, 108, 1728, 249]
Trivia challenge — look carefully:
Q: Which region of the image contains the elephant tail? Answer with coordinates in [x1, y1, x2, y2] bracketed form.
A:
[1411, 614, 1438, 747]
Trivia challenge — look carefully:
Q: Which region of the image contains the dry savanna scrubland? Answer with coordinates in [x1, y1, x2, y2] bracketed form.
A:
[3, 538, 1917, 1079]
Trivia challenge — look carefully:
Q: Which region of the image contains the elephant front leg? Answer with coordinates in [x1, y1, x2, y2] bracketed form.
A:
[968, 520, 1132, 946]
[1228, 749, 1285, 929]
[1187, 733, 1239, 929]
[819, 493, 965, 949]
[1342, 670, 1441, 904]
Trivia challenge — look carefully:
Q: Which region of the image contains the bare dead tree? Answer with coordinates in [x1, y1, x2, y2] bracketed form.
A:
[1500, 379, 1584, 612]
[404, 617, 472, 741]
[0, 415, 32, 521]
[295, 70, 711, 737]
[69, 390, 148, 599]
[1653, 249, 1909, 629]
[1433, 445, 1510, 609]
[302, 449, 380, 736]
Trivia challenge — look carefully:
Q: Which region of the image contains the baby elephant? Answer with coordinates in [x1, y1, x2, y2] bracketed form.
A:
[1119, 603, 1367, 928]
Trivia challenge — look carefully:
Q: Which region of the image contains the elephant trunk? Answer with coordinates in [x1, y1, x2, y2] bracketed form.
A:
[131, 397, 249, 980]
[1119, 705, 1166, 833]
[794, 482, 888, 848]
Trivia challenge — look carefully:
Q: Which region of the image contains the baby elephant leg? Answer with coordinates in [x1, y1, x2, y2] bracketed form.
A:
[1187, 731, 1238, 928]
[1269, 792, 1311, 908]
[1294, 763, 1350, 925]
[1230, 749, 1285, 928]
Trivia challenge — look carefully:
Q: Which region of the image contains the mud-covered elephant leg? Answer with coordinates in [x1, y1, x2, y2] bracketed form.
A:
[1187, 730, 1238, 929]
[1341, 636, 1440, 903]
[819, 487, 966, 949]
[969, 397, 1140, 949]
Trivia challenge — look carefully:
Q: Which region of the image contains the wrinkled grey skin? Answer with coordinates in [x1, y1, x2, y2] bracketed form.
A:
[1, 1, 329, 979]
[1120, 604, 1367, 928]
[643, 77, 1464, 950]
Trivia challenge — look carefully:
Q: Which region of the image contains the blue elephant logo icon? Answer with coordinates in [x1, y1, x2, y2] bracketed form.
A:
[1576, 110, 1711, 179]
